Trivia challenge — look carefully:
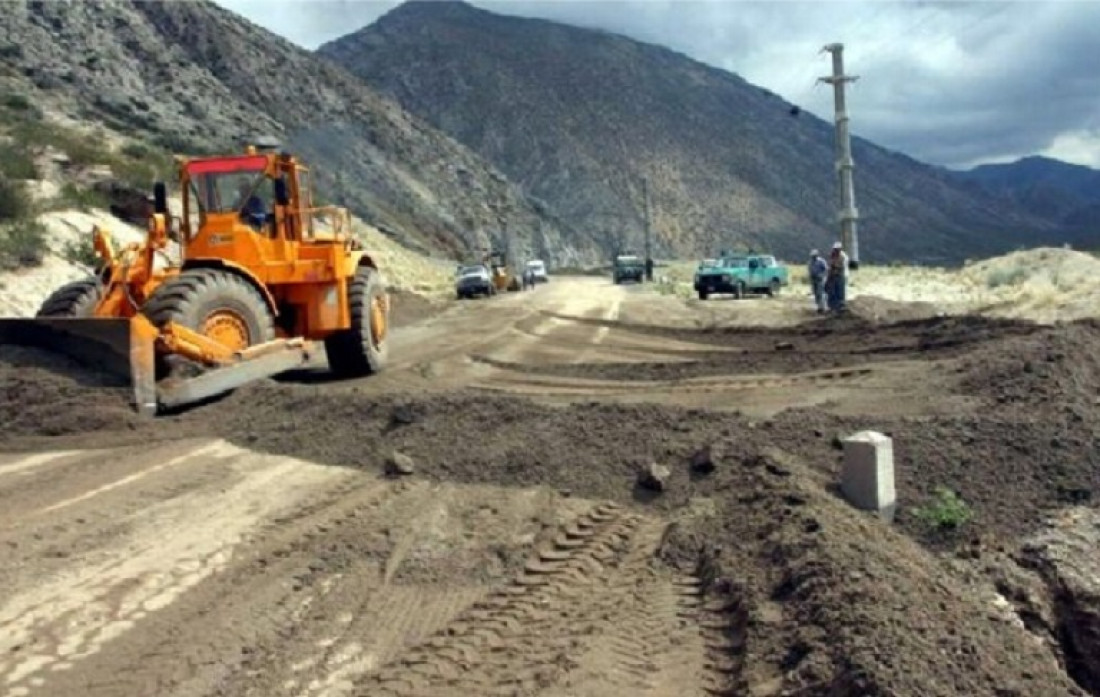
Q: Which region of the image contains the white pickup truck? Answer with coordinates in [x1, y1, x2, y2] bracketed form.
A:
[524, 259, 549, 284]
[454, 264, 495, 299]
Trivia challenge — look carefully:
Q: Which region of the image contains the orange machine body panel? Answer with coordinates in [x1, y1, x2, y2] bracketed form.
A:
[177, 151, 373, 340]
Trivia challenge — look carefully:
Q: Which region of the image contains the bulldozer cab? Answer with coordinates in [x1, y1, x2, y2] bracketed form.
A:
[179, 148, 337, 248]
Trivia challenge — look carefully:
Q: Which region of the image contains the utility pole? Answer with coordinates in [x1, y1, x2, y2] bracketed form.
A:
[642, 177, 653, 281]
[818, 42, 860, 267]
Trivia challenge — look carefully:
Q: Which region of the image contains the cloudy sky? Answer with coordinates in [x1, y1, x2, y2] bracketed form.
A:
[213, 0, 1100, 170]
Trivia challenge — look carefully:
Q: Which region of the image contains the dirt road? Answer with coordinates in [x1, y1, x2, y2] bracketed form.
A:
[0, 438, 728, 697]
[1, 276, 1095, 697]
[311, 277, 961, 420]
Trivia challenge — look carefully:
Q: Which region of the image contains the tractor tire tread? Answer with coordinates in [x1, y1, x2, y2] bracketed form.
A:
[142, 269, 275, 345]
[325, 265, 387, 378]
[36, 277, 104, 318]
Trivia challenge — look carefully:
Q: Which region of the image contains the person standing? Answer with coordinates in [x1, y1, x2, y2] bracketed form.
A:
[826, 241, 849, 313]
[807, 249, 828, 314]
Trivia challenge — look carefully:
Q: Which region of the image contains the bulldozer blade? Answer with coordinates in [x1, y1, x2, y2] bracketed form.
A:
[156, 341, 315, 412]
[0, 316, 158, 416]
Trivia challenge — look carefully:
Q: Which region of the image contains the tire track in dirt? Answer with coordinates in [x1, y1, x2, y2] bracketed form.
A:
[470, 364, 876, 398]
[0, 439, 353, 697]
[354, 501, 740, 696]
[290, 585, 486, 697]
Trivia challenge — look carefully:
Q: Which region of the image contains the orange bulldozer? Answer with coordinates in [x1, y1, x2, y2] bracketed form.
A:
[0, 139, 389, 415]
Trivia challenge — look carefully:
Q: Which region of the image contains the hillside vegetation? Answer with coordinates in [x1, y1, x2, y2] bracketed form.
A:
[0, 0, 591, 266]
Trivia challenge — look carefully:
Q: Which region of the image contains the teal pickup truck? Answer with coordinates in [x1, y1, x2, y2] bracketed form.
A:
[693, 254, 790, 300]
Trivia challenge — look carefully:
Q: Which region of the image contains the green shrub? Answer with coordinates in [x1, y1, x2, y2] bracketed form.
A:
[57, 183, 111, 211]
[0, 142, 37, 180]
[121, 142, 152, 160]
[0, 175, 31, 221]
[986, 265, 1028, 289]
[9, 119, 110, 168]
[63, 236, 100, 269]
[0, 220, 48, 270]
[912, 486, 973, 530]
[2, 93, 32, 112]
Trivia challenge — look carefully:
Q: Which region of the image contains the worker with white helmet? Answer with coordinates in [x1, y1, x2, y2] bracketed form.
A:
[826, 241, 849, 313]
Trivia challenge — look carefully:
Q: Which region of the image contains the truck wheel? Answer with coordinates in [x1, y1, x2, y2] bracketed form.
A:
[734, 281, 745, 299]
[36, 277, 104, 317]
[143, 269, 275, 351]
[325, 265, 388, 377]
[767, 278, 781, 297]
[697, 289, 709, 300]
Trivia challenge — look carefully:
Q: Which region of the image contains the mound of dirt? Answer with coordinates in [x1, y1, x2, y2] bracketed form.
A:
[660, 447, 1086, 696]
[846, 294, 945, 323]
[0, 346, 143, 437]
[475, 313, 1043, 383]
[959, 318, 1100, 409]
[196, 387, 1089, 694]
[388, 288, 446, 328]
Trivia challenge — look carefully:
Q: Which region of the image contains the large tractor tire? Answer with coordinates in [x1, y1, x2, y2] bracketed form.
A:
[142, 269, 275, 352]
[325, 265, 388, 377]
[36, 277, 104, 317]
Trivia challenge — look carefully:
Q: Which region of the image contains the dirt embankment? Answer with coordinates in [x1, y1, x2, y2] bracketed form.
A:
[3, 311, 1100, 695]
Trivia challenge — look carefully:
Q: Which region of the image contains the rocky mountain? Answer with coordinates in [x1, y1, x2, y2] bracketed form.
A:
[319, 0, 1084, 265]
[0, 0, 593, 266]
[950, 156, 1100, 235]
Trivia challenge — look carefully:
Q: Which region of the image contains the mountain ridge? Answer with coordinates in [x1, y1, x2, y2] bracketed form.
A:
[319, 0, 1084, 264]
[950, 155, 1100, 229]
[0, 0, 595, 266]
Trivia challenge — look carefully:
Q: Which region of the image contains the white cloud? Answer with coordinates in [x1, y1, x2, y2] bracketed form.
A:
[211, 0, 1100, 171]
[1042, 129, 1100, 169]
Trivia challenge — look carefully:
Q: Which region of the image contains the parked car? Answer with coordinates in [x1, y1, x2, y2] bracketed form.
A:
[612, 254, 645, 284]
[455, 264, 495, 299]
[525, 259, 549, 284]
[693, 254, 789, 299]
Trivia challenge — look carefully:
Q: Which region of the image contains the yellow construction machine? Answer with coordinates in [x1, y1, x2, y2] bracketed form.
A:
[0, 140, 389, 415]
[485, 249, 522, 293]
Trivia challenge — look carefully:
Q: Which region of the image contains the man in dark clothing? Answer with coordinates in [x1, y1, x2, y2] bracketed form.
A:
[807, 249, 828, 313]
[236, 182, 267, 231]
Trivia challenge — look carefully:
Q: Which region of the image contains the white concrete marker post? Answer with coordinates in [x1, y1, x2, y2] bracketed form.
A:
[840, 431, 896, 522]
